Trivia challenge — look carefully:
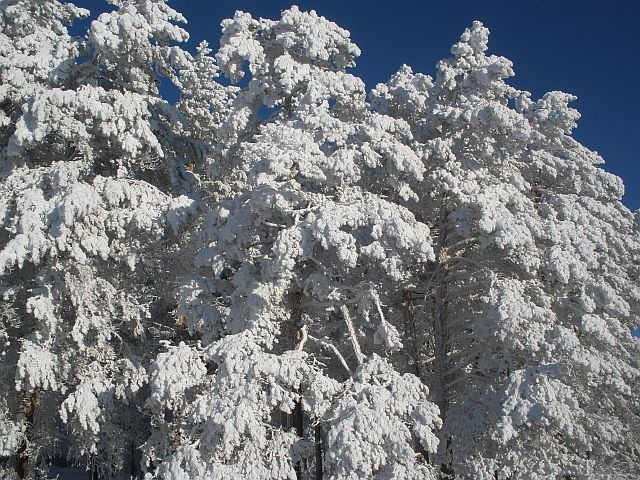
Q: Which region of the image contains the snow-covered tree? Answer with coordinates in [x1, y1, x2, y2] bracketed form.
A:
[145, 7, 441, 479]
[1, 2, 637, 478]
[0, 1, 89, 475]
[0, 0, 204, 477]
[372, 20, 640, 479]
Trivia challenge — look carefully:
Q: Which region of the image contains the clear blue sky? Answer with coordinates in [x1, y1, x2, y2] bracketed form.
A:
[76, 0, 639, 210]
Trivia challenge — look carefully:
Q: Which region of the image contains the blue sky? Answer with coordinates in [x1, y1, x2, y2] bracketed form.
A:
[76, 0, 639, 210]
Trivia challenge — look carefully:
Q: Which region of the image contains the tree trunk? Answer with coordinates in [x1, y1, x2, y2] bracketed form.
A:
[286, 290, 306, 479]
[433, 230, 449, 416]
[432, 195, 453, 475]
[315, 424, 323, 480]
[402, 289, 423, 379]
[293, 399, 304, 480]
[16, 390, 38, 479]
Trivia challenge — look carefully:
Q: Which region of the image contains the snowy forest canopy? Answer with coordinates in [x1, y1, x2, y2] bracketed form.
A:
[0, 1, 639, 479]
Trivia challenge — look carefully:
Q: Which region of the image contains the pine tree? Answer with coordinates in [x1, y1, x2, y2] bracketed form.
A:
[1, 3, 637, 478]
[146, 7, 441, 479]
[372, 21, 640, 479]
[0, 1, 89, 475]
[0, 0, 199, 476]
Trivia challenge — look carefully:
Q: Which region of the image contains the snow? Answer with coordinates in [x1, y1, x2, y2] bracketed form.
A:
[0, 2, 638, 479]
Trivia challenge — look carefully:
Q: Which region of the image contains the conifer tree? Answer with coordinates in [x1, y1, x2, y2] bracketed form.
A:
[0, 3, 637, 479]
[372, 21, 640, 479]
[0, 0, 200, 476]
[146, 7, 441, 479]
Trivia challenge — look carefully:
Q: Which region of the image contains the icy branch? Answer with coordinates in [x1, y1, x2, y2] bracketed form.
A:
[308, 334, 352, 377]
[340, 304, 365, 365]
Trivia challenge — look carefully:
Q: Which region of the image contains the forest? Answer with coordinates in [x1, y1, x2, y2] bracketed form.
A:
[0, 0, 639, 479]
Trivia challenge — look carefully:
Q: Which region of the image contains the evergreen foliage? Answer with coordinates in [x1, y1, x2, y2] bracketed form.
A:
[0, 3, 637, 479]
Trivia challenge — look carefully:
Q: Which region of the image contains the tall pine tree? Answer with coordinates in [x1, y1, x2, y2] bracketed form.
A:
[0, 0, 202, 476]
[146, 7, 441, 479]
[372, 21, 640, 479]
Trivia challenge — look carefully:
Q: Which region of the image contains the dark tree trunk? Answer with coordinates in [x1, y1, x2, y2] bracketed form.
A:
[285, 290, 306, 479]
[431, 195, 454, 477]
[16, 390, 38, 479]
[433, 198, 450, 417]
[402, 289, 422, 379]
[293, 398, 304, 480]
[315, 424, 323, 480]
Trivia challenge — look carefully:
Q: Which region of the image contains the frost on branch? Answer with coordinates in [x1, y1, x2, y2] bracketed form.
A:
[325, 356, 440, 479]
[0, 0, 88, 127]
[148, 341, 207, 413]
[0, 0, 201, 476]
[177, 41, 238, 145]
[146, 333, 337, 479]
[8, 87, 163, 165]
[88, 0, 190, 94]
[0, 161, 194, 275]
